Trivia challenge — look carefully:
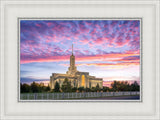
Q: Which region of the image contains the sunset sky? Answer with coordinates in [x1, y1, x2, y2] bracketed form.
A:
[20, 20, 140, 86]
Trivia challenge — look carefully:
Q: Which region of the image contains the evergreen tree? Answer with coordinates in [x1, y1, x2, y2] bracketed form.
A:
[111, 81, 119, 91]
[54, 81, 60, 92]
[95, 83, 100, 92]
[61, 78, 72, 92]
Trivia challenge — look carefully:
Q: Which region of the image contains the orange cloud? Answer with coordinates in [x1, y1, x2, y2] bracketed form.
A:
[21, 52, 140, 64]
[60, 62, 139, 70]
[77, 62, 139, 66]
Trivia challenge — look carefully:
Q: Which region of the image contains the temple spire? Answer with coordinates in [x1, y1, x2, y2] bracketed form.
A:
[66, 43, 77, 75]
[72, 44, 73, 55]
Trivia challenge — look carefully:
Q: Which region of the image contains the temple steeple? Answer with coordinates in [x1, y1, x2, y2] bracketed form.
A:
[66, 44, 77, 75]
[72, 44, 73, 55]
[70, 44, 75, 69]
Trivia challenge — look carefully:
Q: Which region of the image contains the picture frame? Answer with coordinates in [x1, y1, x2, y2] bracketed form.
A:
[18, 17, 142, 102]
[0, 0, 159, 120]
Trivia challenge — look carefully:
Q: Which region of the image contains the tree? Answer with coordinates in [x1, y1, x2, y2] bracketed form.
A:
[103, 86, 110, 92]
[31, 81, 39, 93]
[78, 87, 84, 92]
[95, 83, 100, 92]
[111, 81, 130, 91]
[118, 81, 127, 91]
[21, 82, 52, 93]
[111, 81, 118, 91]
[54, 81, 60, 92]
[72, 87, 77, 92]
[61, 78, 72, 92]
[85, 87, 91, 92]
[20, 83, 31, 93]
[45, 84, 51, 92]
[130, 81, 140, 91]
[91, 87, 96, 92]
[110, 80, 140, 92]
[39, 82, 45, 92]
[96, 83, 99, 88]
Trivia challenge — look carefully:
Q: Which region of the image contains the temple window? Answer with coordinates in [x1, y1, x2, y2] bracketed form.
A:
[81, 75, 85, 87]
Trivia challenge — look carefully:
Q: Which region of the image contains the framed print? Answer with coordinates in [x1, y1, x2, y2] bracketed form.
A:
[0, 0, 159, 120]
[19, 18, 141, 102]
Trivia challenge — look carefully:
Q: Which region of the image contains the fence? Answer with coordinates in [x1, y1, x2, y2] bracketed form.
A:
[20, 91, 140, 100]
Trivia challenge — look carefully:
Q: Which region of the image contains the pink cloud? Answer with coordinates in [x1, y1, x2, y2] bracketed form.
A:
[21, 50, 140, 64]
[47, 22, 52, 27]
[35, 23, 42, 27]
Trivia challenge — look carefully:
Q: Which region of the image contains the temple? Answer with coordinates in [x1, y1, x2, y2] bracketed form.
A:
[49, 45, 103, 89]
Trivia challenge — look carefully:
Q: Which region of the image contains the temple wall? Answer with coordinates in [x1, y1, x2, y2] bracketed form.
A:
[50, 76, 78, 89]
[89, 80, 103, 88]
[50, 73, 103, 90]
